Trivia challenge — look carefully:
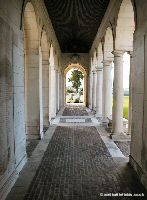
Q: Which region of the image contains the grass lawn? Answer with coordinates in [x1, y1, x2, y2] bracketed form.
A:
[123, 96, 129, 119]
[112, 96, 129, 119]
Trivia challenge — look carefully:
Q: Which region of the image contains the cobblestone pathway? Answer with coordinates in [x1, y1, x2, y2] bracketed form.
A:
[62, 105, 88, 116]
[114, 141, 131, 157]
[24, 106, 147, 200]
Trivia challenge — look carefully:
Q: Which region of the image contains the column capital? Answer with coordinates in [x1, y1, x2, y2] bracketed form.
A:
[92, 70, 96, 74]
[96, 66, 103, 71]
[102, 60, 112, 66]
[127, 51, 133, 58]
[112, 50, 125, 57]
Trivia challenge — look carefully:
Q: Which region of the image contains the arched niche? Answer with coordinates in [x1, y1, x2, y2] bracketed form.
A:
[97, 42, 103, 67]
[115, 0, 135, 51]
[24, 2, 40, 138]
[49, 44, 54, 67]
[104, 27, 114, 60]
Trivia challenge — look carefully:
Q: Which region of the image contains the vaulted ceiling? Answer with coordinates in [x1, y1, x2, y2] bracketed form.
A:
[44, 0, 110, 53]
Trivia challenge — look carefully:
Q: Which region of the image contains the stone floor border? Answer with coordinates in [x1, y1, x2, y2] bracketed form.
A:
[6, 125, 57, 200]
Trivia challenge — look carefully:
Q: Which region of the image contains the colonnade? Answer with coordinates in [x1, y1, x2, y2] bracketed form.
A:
[89, 50, 132, 136]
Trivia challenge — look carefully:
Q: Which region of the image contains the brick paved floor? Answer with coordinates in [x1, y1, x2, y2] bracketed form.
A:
[62, 105, 88, 116]
[115, 141, 131, 157]
[24, 106, 147, 200]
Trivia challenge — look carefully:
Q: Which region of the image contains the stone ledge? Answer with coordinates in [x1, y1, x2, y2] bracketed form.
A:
[129, 155, 147, 190]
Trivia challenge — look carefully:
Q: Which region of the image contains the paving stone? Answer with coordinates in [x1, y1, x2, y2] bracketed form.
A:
[62, 105, 88, 116]
[24, 124, 147, 200]
[6, 106, 147, 200]
[114, 141, 131, 157]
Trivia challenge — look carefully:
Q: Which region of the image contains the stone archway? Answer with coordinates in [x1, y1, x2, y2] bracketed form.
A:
[113, 0, 135, 134]
[64, 64, 87, 106]
[24, 2, 40, 139]
[40, 30, 50, 132]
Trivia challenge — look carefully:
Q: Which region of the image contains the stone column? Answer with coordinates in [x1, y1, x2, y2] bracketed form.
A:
[89, 72, 93, 109]
[59, 70, 63, 109]
[57, 70, 60, 111]
[56, 69, 59, 114]
[112, 50, 124, 134]
[128, 51, 133, 134]
[96, 66, 103, 117]
[42, 58, 49, 129]
[49, 65, 56, 119]
[92, 71, 96, 110]
[102, 60, 113, 121]
[39, 47, 43, 138]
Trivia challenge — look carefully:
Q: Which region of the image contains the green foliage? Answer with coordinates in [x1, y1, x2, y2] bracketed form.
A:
[79, 88, 83, 96]
[74, 98, 80, 103]
[68, 70, 84, 93]
[66, 87, 75, 94]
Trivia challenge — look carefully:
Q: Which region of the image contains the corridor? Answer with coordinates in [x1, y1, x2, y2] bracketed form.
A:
[6, 106, 147, 200]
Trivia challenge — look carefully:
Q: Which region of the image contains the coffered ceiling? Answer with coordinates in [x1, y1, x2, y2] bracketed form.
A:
[44, 0, 110, 53]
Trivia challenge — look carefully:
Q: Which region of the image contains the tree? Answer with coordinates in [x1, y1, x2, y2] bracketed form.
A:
[68, 70, 84, 93]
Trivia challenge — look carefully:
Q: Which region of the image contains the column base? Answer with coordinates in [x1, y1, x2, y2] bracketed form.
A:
[89, 105, 92, 110]
[101, 117, 109, 123]
[95, 114, 102, 122]
[110, 132, 131, 140]
[101, 118, 109, 129]
[26, 126, 41, 140]
[43, 126, 49, 133]
[95, 113, 102, 117]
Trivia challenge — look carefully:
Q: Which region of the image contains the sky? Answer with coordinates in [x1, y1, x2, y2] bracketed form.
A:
[66, 53, 130, 90]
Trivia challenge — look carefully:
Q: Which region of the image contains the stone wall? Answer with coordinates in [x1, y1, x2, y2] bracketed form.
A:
[129, 0, 147, 190]
[0, 0, 61, 199]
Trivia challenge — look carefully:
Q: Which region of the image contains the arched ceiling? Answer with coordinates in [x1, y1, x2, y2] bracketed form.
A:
[44, 0, 110, 53]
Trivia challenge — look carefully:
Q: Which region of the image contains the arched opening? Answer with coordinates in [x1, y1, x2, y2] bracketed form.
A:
[64, 64, 87, 106]
[24, 2, 41, 139]
[104, 27, 114, 60]
[115, 0, 135, 134]
[115, 0, 135, 51]
[103, 27, 114, 120]
[98, 43, 103, 67]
